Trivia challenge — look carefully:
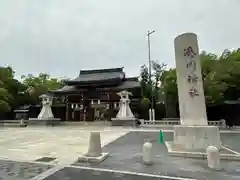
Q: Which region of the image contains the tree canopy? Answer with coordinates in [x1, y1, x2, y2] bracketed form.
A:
[0, 67, 64, 113]
[0, 66, 16, 112]
[157, 49, 240, 106]
[139, 60, 166, 107]
[21, 73, 64, 103]
[138, 49, 240, 117]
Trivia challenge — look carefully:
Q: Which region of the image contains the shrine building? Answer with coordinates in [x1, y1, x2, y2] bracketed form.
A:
[50, 67, 141, 121]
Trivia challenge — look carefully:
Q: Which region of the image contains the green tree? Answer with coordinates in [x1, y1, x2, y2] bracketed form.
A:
[151, 60, 166, 101]
[139, 64, 151, 98]
[152, 61, 166, 89]
[141, 97, 150, 109]
[0, 88, 12, 112]
[215, 49, 240, 101]
[161, 68, 178, 117]
[21, 73, 64, 103]
[0, 66, 35, 109]
[0, 66, 15, 112]
[160, 49, 240, 105]
[0, 67, 65, 111]
[140, 61, 166, 103]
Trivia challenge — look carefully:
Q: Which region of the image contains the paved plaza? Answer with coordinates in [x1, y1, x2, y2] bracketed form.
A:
[0, 126, 239, 179]
[0, 126, 129, 165]
[74, 131, 240, 180]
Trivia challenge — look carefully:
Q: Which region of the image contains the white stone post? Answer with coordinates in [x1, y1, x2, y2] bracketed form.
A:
[174, 33, 207, 126]
[78, 131, 109, 162]
[20, 119, 24, 125]
[152, 109, 155, 124]
[87, 132, 102, 157]
[149, 109, 152, 123]
[143, 142, 153, 165]
[206, 146, 220, 170]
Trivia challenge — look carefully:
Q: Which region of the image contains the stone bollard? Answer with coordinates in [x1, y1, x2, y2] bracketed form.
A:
[143, 142, 153, 165]
[20, 119, 24, 125]
[87, 131, 102, 157]
[20, 119, 26, 127]
[78, 131, 108, 163]
[206, 146, 220, 170]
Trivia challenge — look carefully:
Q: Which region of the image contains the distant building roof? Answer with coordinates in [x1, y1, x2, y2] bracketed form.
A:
[96, 77, 140, 91]
[65, 67, 125, 85]
[13, 105, 31, 112]
[50, 85, 86, 94]
[51, 77, 140, 94]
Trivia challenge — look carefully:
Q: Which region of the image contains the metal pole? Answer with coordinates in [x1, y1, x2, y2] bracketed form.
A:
[147, 30, 155, 121]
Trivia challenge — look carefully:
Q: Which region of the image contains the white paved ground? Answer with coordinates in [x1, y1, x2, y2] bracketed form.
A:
[0, 126, 129, 165]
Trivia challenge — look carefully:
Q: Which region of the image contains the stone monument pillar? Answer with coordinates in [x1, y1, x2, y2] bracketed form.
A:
[174, 33, 207, 126]
[170, 33, 221, 150]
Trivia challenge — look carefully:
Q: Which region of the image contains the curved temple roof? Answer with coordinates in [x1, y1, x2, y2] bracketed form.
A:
[51, 67, 140, 94]
[65, 67, 125, 85]
[51, 77, 140, 94]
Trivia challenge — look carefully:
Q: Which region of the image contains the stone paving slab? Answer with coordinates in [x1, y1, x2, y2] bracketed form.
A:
[221, 133, 240, 153]
[73, 131, 240, 180]
[0, 159, 52, 180]
[43, 166, 189, 180]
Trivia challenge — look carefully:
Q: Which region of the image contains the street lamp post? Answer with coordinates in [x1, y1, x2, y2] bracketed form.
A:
[147, 30, 155, 122]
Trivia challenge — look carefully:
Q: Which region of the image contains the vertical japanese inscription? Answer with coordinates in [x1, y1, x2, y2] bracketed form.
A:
[184, 46, 199, 98]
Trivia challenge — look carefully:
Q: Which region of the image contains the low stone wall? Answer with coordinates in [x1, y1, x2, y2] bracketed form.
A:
[140, 119, 226, 128]
[162, 118, 180, 121]
[0, 119, 27, 127]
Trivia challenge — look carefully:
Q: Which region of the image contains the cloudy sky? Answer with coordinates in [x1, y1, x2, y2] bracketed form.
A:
[0, 0, 240, 79]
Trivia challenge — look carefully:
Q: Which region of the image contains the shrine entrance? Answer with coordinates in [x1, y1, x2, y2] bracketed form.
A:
[71, 104, 88, 121]
[91, 103, 109, 122]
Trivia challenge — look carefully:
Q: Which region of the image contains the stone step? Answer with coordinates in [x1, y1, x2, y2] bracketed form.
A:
[0, 123, 27, 127]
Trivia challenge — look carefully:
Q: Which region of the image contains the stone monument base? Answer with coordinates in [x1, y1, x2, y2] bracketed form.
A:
[173, 125, 221, 149]
[111, 117, 137, 127]
[165, 125, 240, 160]
[77, 152, 109, 163]
[27, 118, 61, 126]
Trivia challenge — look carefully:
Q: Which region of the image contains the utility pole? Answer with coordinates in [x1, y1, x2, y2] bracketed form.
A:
[147, 30, 155, 122]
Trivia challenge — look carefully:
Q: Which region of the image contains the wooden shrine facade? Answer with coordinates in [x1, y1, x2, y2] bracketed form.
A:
[50, 67, 141, 121]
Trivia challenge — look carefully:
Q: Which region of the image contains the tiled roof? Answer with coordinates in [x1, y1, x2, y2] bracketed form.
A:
[52, 77, 140, 94]
[80, 67, 123, 74]
[96, 77, 140, 91]
[51, 86, 86, 94]
[66, 67, 125, 84]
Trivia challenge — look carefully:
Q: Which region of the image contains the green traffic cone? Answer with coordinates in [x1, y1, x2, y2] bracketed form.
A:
[159, 130, 164, 144]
